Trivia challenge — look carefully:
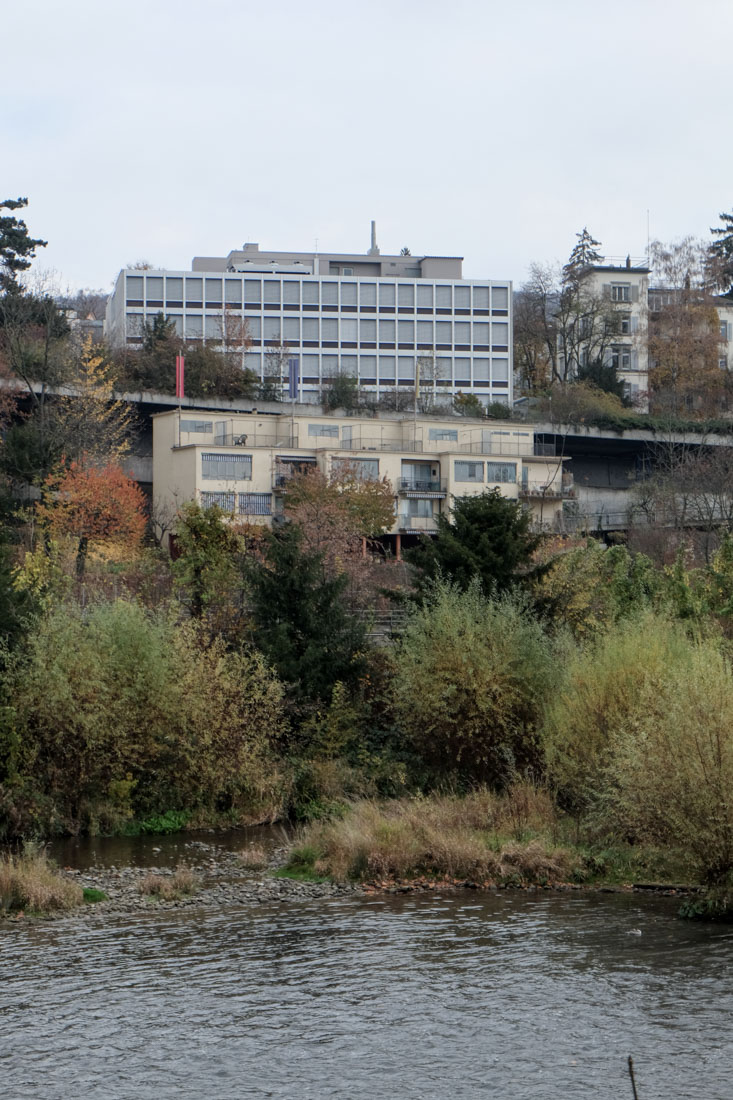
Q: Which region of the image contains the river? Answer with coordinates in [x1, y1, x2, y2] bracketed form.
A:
[1, 837, 731, 1098]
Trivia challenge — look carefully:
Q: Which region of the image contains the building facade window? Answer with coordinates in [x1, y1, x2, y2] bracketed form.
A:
[486, 461, 516, 483]
[455, 461, 483, 482]
[201, 491, 235, 510]
[201, 453, 252, 480]
[331, 457, 379, 479]
[238, 492, 272, 515]
[308, 423, 339, 438]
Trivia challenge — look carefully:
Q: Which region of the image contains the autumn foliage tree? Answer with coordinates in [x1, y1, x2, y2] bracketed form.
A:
[39, 460, 147, 577]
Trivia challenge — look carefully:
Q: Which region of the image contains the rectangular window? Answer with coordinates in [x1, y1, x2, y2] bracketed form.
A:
[341, 282, 357, 306]
[398, 284, 415, 308]
[417, 284, 434, 307]
[473, 322, 490, 344]
[620, 314, 631, 335]
[308, 423, 339, 438]
[486, 462, 516, 483]
[436, 321, 452, 344]
[302, 317, 319, 340]
[360, 283, 377, 306]
[247, 316, 262, 339]
[180, 419, 213, 433]
[238, 492, 272, 516]
[185, 278, 203, 303]
[205, 278, 222, 304]
[417, 320, 433, 343]
[322, 283, 338, 306]
[721, 321, 729, 341]
[322, 355, 338, 379]
[263, 281, 280, 304]
[454, 286, 470, 309]
[225, 279, 242, 304]
[611, 284, 631, 302]
[454, 321, 471, 344]
[201, 491, 235, 511]
[379, 319, 396, 341]
[263, 316, 281, 340]
[341, 318, 358, 342]
[492, 322, 509, 344]
[341, 355, 357, 375]
[430, 428, 458, 442]
[379, 355, 396, 379]
[166, 277, 183, 302]
[401, 498, 434, 519]
[202, 453, 252, 480]
[436, 285, 452, 308]
[283, 316, 300, 341]
[205, 315, 222, 340]
[332, 457, 379, 480]
[492, 358, 509, 381]
[398, 320, 415, 342]
[185, 315, 203, 338]
[282, 281, 300, 305]
[322, 318, 338, 341]
[245, 351, 262, 373]
[455, 461, 484, 482]
[302, 282, 319, 304]
[491, 286, 508, 310]
[360, 318, 377, 341]
[473, 358, 490, 381]
[379, 283, 396, 306]
[244, 279, 261, 303]
[126, 275, 144, 299]
[146, 276, 163, 300]
[473, 286, 490, 309]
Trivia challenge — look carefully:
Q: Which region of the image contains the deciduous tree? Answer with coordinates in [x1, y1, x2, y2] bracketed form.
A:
[38, 459, 147, 577]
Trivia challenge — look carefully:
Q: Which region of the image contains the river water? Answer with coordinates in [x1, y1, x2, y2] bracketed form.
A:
[2, 842, 732, 1098]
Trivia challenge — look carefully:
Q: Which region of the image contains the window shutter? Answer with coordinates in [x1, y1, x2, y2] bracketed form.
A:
[602, 284, 611, 299]
[631, 315, 638, 333]
[632, 286, 639, 302]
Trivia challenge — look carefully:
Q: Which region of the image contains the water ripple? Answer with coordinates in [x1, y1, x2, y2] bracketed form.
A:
[1, 892, 731, 1098]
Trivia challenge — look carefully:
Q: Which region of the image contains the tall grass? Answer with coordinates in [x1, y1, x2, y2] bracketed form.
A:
[0, 848, 83, 913]
[288, 785, 574, 884]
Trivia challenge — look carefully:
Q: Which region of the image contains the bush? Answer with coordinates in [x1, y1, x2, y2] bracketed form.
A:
[544, 612, 733, 887]
[392, 580, 555, 786]
[1, 600, 288, 836]
[0, 846, 83, 912]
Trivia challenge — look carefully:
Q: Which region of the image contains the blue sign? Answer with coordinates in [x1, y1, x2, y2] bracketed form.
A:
[288, 357, 300, 401]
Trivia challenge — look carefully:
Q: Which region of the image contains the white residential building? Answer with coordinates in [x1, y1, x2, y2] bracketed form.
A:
[152, 407, 572, 556]
[105, 229, 514, 408]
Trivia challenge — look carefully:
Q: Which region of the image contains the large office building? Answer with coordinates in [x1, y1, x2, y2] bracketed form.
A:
[105, 227, 514, 407]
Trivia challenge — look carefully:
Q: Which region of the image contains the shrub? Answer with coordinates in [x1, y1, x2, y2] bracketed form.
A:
[139, 865, 198, 899]
[392, 580, 555, 786]
[544, 611, 733, 887]
[1, 600, 288, 836]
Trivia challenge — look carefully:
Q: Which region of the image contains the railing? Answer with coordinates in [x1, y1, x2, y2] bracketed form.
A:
[397, 515, 439, 533]
[520, 484, 575, 500]
[214, 432, 297, 448]
[397, 478, 447, 494]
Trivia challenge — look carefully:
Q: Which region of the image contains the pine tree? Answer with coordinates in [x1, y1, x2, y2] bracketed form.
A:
[710, 209, 733, 295]
[0, 198, 47, 292]
[562, 228, 604, 284]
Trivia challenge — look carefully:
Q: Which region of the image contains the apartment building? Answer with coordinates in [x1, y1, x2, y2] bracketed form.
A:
[106, 228, 514, 408]
[559, 261, 650, 401]
[153, 408, 571, 554]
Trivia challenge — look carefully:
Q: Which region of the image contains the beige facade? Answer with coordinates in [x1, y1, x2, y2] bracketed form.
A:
[153, 408, 571, 548]
[573, 263, 650, 403]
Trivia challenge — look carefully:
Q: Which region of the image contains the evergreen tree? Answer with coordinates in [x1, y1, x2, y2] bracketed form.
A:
[576, 357, 627, 402]
[562, 228, 604, 284]
[0, 198, 47, 292]
[407, 488, 543, 597]
[710, 208, 733, 295]
[245, 524, 366, 704]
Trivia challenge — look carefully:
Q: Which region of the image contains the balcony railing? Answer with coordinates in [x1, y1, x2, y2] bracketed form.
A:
[397, 515, 439, 534]
[519, 484, 575, 500]
[214, 432, 297, 449]
[397, 478, 447, 495]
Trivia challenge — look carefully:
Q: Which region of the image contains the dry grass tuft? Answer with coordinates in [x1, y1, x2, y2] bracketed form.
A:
[238, 844, 269, 870]
[294, 787, 574, 885]
[139, 864, 199, 899]
[0, 848, 83, 913]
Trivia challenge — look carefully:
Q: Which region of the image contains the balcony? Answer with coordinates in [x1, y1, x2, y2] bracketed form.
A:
[397, 477, 447, 497]
[519, 482, 575, 501]
[397, 515, 439, 535]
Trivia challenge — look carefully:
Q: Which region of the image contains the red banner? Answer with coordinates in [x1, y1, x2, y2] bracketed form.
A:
[175, 354, 185, 398]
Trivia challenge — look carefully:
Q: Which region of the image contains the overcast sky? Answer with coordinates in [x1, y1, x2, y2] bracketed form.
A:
[4, 0, 733, 294]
